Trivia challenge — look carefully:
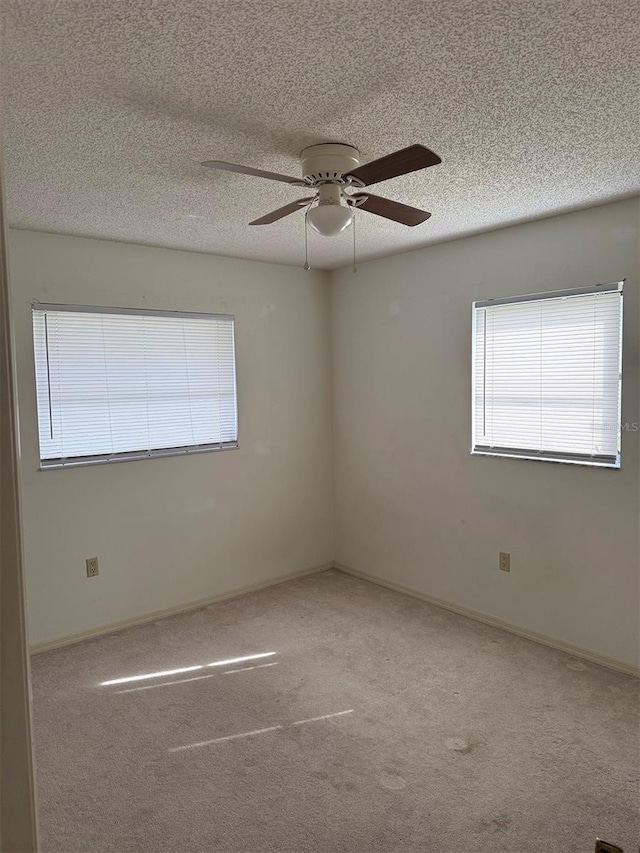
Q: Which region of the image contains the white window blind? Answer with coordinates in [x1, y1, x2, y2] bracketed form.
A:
[472, 283, 623, 468]
[32, 304, 238, 469]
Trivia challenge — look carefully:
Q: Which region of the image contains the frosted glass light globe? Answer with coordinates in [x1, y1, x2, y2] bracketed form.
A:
[307, 203, 353, 237]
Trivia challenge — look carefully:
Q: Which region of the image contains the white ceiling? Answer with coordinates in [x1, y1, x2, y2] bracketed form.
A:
[2, 0, 639, 271]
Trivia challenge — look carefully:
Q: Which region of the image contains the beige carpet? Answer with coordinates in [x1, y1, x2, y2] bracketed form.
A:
[30, 569, 639, 852]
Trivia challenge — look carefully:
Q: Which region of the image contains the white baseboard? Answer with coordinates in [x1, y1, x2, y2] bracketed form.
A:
[30, 562, 333, 655]
[32, 560, 639, 679]
[335, 563, 639, 679]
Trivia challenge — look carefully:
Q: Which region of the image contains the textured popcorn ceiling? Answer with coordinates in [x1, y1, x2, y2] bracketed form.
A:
[2, 0, 639, 270]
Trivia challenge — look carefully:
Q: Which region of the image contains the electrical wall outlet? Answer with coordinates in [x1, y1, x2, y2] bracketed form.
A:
[86, 557, 99, 578]
[499, 552, 510, 572]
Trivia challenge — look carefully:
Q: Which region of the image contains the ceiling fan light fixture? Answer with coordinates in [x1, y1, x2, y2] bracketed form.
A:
[202, 143, 439, 233]
[306, 203, 353, 237]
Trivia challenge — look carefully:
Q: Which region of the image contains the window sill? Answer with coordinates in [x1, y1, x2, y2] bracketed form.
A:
[470, 448, 620, 469]
[39, 441, 239, 470]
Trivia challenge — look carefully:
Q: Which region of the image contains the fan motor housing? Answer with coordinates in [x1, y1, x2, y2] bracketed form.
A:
[300, 143, 360, 184]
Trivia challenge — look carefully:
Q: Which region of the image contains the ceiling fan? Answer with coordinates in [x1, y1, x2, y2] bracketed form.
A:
[201, 143, 441, 237]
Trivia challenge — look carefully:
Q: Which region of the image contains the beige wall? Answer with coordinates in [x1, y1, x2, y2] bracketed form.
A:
[9, 199, 640, 668]
[332, 198, 639, 668]
[9, 230, 334, 647]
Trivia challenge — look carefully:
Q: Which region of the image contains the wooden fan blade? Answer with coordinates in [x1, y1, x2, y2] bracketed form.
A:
[202, 160, 306, 186]
[249, 197, 314, 225]
[345, 144, 441, 187]
[353, 193, 431, 226]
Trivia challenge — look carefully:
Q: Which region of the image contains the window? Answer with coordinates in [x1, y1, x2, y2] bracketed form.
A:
[32, 304, 238, 469]
[472, 283, 623, 468]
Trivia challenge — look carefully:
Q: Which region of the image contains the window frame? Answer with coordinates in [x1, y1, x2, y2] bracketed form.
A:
[471, 282, 624, 469]
[31, 302, 239, 470]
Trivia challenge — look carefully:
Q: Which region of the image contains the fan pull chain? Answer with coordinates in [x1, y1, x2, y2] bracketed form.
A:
[303, 210, 310, 270]
[352, 209, 357, 273]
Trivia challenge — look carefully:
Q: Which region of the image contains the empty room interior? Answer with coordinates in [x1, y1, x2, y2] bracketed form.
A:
[1, 1, 639, 851]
